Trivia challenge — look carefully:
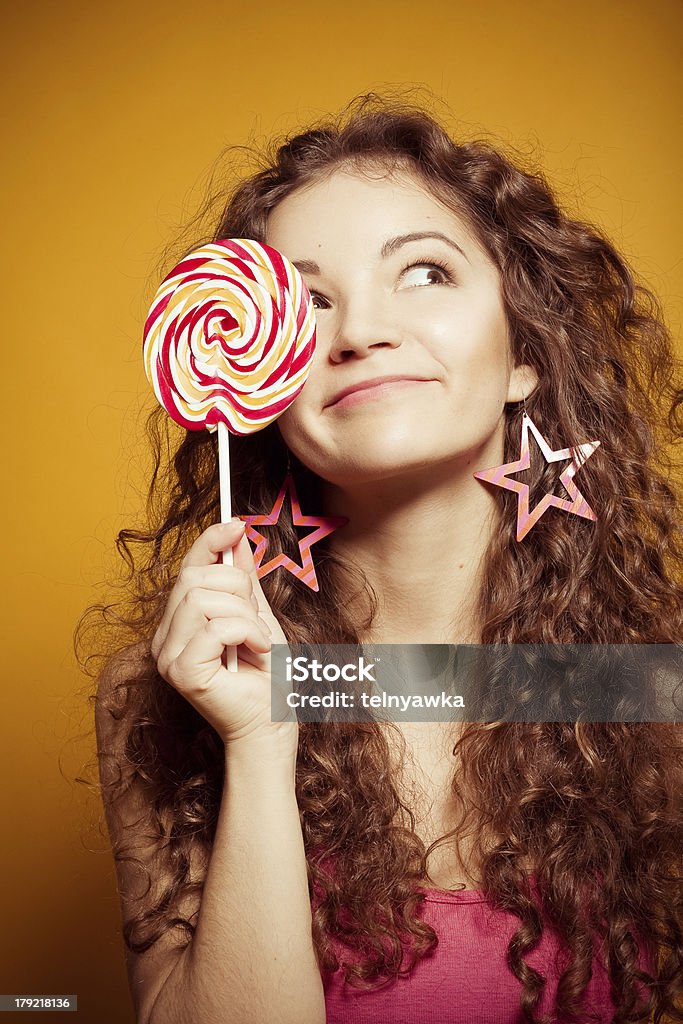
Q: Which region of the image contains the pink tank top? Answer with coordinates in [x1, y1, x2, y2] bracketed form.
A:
[322, 884, 618, 1023]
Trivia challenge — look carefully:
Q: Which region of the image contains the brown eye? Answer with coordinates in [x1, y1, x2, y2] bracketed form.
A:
[400, 262, 451, 288]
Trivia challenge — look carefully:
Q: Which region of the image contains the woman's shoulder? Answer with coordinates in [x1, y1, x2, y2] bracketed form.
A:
[95, 641, 151, 722]
[94, 640, 153, 792]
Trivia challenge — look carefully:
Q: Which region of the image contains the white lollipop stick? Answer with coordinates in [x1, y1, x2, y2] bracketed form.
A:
[218, 421, 238, 673]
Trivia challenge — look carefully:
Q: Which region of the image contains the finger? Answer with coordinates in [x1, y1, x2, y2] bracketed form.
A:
[153, 562, 254, 658]
[165, 617, 272, 693]
[180, 520, 246, 571]
[158, 592, 269, 676]
[232, 529, 273, 614]
[174, 563, 254, 603]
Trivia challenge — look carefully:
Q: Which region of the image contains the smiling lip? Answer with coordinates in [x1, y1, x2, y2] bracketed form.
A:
[326, 376, 433, 409]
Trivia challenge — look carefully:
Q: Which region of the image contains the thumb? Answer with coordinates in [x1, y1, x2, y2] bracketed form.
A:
[232, 527, 272, 613]
[232, 530, 288, 645]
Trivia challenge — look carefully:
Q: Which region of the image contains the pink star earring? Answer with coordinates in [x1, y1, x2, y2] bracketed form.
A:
[474, 411, 601, 541]
[238, 474, 348, 592]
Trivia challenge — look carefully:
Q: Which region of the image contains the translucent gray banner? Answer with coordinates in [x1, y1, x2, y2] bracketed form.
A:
[270, 644, 682, 723]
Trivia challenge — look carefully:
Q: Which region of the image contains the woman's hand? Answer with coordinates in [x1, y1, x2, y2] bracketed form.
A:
[151, 520, 297, 757]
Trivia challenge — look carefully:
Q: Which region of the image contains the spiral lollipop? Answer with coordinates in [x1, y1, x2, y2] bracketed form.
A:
[143, 238, 317, 669]
[143, 238, 316, 435]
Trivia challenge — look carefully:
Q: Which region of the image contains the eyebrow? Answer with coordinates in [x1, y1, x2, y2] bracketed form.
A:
[291, 231, 469, 276]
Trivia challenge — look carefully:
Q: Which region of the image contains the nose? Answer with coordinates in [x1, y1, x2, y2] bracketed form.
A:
[326, 297, 403, 364]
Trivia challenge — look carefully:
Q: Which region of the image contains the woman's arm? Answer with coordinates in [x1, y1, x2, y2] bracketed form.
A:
[96, 514, 328, 1024]
[97, 659, 325, 1024]
[146, 735, 325, 1024]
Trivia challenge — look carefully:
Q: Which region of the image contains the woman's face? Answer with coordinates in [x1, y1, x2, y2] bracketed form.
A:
[266, 166, 536, 487]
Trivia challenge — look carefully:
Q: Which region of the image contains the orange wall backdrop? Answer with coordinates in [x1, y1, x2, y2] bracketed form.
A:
[3, 1, 681, 1020]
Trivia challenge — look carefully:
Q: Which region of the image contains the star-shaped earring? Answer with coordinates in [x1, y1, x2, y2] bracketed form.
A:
[473, 413, 601, 541]
[238, 474, 348, 591]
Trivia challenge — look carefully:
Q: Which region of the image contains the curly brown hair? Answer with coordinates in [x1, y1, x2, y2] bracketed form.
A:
[77, 94, 683, 1023]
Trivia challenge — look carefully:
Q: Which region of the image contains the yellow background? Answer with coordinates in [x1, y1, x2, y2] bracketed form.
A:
[2, 1, 681, 1020]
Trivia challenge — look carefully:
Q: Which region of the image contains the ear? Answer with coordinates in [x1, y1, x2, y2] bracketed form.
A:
[506, 362, 539, 404]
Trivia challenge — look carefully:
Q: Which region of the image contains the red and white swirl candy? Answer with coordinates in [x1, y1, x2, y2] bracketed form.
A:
[143, 238, 316, 435]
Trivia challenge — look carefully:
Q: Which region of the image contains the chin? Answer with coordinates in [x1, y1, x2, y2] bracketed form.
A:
[313, 452, 453, 489]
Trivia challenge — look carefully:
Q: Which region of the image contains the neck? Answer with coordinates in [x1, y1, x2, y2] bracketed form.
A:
[323, 459, 499, 644]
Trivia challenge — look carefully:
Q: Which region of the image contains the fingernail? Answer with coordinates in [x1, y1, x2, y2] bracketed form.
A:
[258, 615, 272, 637]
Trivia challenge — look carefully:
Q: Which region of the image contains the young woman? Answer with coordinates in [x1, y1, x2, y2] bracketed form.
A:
[85, 96, 682, 1023]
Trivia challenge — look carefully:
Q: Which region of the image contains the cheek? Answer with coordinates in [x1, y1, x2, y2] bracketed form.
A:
[276, 396, 322, 460]
[276, 406, 303, 449]
[276, 343, 333, 448]
[432, 306, 510, 378]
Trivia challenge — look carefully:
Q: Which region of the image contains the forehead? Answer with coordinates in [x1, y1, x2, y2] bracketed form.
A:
[265, 166, 482, 257]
